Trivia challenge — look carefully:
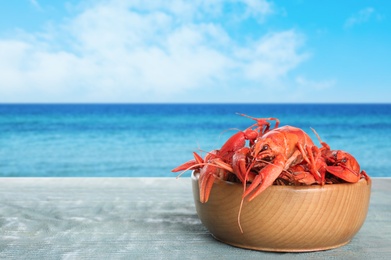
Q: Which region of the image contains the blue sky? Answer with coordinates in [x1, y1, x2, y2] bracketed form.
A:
[0, 0, 390, 103]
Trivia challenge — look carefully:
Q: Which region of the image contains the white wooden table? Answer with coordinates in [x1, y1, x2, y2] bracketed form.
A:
[0, 178, 390, 259]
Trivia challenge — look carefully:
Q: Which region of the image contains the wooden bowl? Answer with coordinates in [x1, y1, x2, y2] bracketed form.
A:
[192, 172, 371, 252]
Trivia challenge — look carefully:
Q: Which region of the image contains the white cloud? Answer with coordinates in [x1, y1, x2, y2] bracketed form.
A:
[242, 0, 274, 19]
[238, 30, 309, 82]
[29, 0, 42, 11]
[295, 76, 336, 90]
[0, 0, 309, 103]
[344, 7, 375, 28]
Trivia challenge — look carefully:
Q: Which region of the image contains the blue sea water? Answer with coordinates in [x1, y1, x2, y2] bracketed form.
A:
[0, 104, 390, 177]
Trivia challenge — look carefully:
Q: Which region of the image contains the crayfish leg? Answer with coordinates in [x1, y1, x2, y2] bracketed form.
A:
[360, 170, 371, 184]
[243, 155, 284, 201]
[326, 166, 361, 183]
[198, 165, 217, 203]
[171, 159, 197, 172]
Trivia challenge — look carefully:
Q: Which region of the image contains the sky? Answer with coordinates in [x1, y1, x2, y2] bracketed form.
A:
[0, 0, 390, 103]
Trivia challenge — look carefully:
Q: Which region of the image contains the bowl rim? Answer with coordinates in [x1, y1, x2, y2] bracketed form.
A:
[191, 170, 369, 191]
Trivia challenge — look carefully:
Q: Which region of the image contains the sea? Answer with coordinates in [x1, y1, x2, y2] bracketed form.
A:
[0, 104, 389, 177]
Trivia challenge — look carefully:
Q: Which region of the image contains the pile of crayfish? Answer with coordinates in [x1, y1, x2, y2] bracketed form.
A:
[172, 114, 370, 203]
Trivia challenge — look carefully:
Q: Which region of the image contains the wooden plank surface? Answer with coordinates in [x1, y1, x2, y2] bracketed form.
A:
[0, 178, 390, 259]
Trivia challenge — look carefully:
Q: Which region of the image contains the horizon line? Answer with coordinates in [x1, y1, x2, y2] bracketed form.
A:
[0, 102, 390, 105]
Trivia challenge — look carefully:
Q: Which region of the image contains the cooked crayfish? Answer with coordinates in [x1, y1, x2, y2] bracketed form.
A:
[172, 116, 279, 203]
[172, 114, 370, 204]
[311, 128, 370, 184]
[242, 125, 324, 201]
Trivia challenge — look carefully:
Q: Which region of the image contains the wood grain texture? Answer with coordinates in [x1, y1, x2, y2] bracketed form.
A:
[193, 173, 371, 252]
[0, 177, 390, 259]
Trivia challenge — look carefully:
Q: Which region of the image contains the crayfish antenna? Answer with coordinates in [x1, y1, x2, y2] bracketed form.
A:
[237, 198, 245, 234]
[235, 113, 280, 130]
[175, 163, 206, 179]
[310, 127, 330, 150]
[236, 158, 258, 234]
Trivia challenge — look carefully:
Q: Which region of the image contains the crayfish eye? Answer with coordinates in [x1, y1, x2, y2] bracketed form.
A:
[341, 158, 347, 163]
[261, 144, 269, 152]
